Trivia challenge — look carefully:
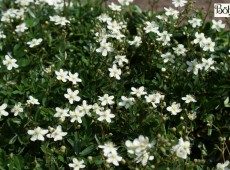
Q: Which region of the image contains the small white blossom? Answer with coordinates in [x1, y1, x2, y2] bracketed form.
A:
[186, 59, 203, 75]
[27, 38, 42, 48]
[98, 94, 114, 106]
[131, 86, 147, 98]
[188, 18, 202, 28]
[108, 64, 122, 80]
[216, 161, 230, 170]
[49, 15, 70, 26]
[212, 20, 225, 32]
[164, 7, 179, 19]
[15, 23, 28, 33]
[11, 102, 23, 116]
[54, 107, 69, 122]
[161, 52, 175, 63]
[55, 69, 69, 82]
[27, 96, 40, 105]
[143, 21, 159, 34]
[171, 138, 190, 159]
[27, 127, 48, 141]
[3, 54, 18, 70]
[0, 104, 8, 119]
[173, 44, 187, 56]
[47, 125, 67, 141]
[166, 102, 182, 115]
[118, 0, 133, 6]
[118, 96, 135, 109]
[78, 100, 92, 116]
[172, 0, 187, 7]
[182, 95, 197, 103]
[202, 57, 215, 71]
[0, 31, 6, 39]
[68, 71, 82, 84]
[202, 37, 215, 52]
[128, 36, 142, 47]
[64, 88, 81, 104]
[96, 109, 115, 123]
[97, 13, 112, 23]
[96, 40, 113, 56]
[157, 31, 172, 46]
[114, 55, 128, 66]
[193, 32, 205, 45]
[69, 158, 85, 170]
[108, 2, 122, 11]
[69, 107, 85, 123]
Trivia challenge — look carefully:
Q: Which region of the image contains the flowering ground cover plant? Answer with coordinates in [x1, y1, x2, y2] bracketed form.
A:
[0, 0, 229, 169]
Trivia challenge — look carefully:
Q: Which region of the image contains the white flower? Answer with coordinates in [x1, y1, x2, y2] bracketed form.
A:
[55, 69, 69, 82]
[193, 32, 205, 45]
[64, 88, 81, 104]
[92, 103, 104, 113]
[15, 0, 34, 6]
[108, 2, 122, 11]
[78, 100, 92, 116]
[216, 161, 230, 170]
[96, 109, 115, 123]
[0, 103, 8, 119]
[143, 21, 159, 34]
[202, 37, 215, 52]
[118, 96, 135, 109]
[186, 59, 203, 75]
[68, 71, 82, 84]
[15, 23, 28, 33]
[202, 57, 215, 71]
[172, 0, 187, 7]
[0, 31, 6, 39]
[54, 107, 69, 122]
[161, 52, 175, 63]
[118, 0, 133, 6]
[96, 40, 113, 56]
[156, 31, 172, 46]
[108, 64, 122, 80]
[171, 138, 190, 159]
[69, 158, 85, 170]
[173, 44, 187, 56]
[131, 86, 147, 98]
[107, 20, 122, 32]
[27, 38, 42, 48]
[212, 20, 225, 32]
[114, 55, 128, 66]
[97, 13, 112, 23]
[135, 150, 154, 166]
[99, 142, 118, 157]
[106, 152, 122, 166]
[128, 36, 142, 47]
[49, 15, 70, 26]
[3, 54, 18, 70]
[69, 107, 85, 123]
[47, 125, 67, 141]
[11, 102, 23, 116]
[166, 102, 182, 115]
[164, 7, 179, 19]
[27, 127, 48, 141]
[188, 18, 202, 28]
[182, 95, 197, 103]
[98, 94, 114, 106]
[27, 96, 40, 105]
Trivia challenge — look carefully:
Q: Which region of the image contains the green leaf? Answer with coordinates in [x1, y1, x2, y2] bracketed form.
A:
[79, 145, 95, 156]
[9, 135, 17, 144]
[25, 18, 39, 27]
[224, 97, 230, 107]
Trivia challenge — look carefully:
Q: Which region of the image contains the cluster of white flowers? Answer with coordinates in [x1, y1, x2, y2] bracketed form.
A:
[1, 8, 25, 23]
[26, 96, 40, 105]
[126, 135, 154, 166]
[55, 69, 82, 84]
[193, 32, 215, 52]
[15, 0, 34, 6]
[171, 138, 190, 159]
[49, 15, 70, 26]
[99, 142, 123, 166]
[0, 31, 6, 39]
[145, 92, 165, 108]
[27, 125, 67, 141]
[156, 31, 172, 46]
